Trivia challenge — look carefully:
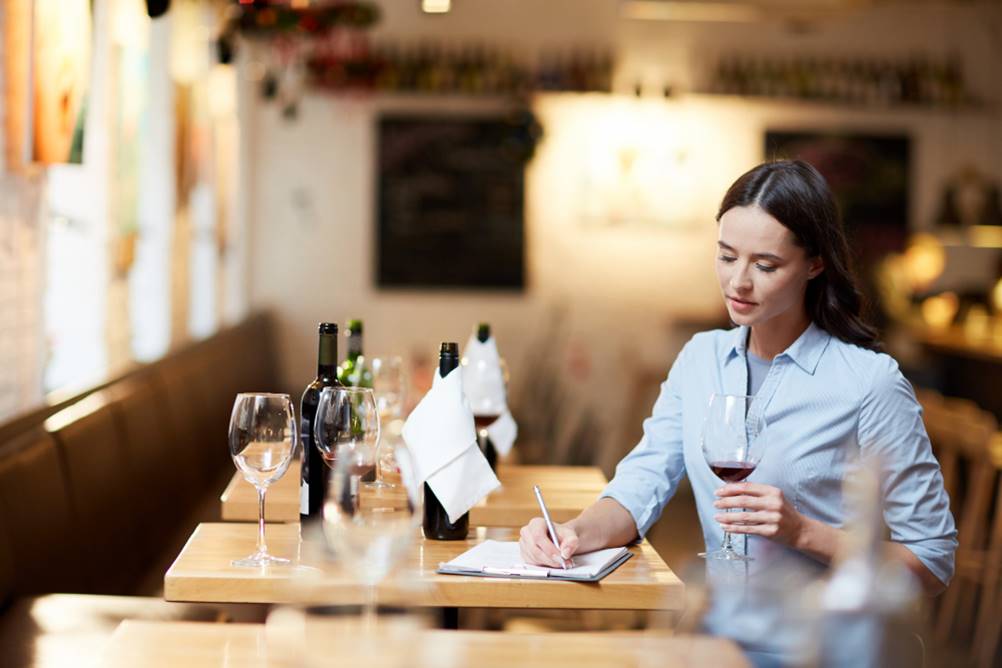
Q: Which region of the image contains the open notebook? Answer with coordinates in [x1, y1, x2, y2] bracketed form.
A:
[437, 540, 632, 582]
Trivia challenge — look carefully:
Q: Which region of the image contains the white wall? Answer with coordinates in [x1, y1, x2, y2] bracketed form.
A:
[242, 1, 1002, 429]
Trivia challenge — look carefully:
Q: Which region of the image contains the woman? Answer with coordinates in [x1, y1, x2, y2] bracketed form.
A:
[519, 160, 957, 663]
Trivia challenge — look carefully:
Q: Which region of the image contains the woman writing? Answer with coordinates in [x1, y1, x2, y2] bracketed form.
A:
[519, 160, 957, 664]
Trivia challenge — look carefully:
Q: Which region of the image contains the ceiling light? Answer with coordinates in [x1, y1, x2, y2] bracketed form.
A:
[422, 0, 451, 13]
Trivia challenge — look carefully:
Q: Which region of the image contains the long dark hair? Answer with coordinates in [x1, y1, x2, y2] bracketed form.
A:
[716, 160, 880, 351]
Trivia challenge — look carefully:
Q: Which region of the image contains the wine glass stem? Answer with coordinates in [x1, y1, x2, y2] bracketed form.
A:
[257, 487, 268, 556]
[364, 583, 377, 630]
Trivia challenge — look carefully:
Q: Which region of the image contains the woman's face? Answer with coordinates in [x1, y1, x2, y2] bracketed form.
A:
[716, 205, 823, 328]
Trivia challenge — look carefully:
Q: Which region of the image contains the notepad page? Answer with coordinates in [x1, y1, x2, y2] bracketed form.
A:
[445, 540, 628, 577]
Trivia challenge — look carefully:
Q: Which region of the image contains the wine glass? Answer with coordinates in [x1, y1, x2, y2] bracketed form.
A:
[229, 392, 298, 567]
[461, 355, 506, 470]
[322, 432, 421, 624]
[367, 355, 407, 421]
[314, 387, 380, 470]
[699, 393, 767, 561]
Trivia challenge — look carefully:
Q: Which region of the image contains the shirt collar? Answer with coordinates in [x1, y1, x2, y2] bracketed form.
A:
[724, 321, 831, 375]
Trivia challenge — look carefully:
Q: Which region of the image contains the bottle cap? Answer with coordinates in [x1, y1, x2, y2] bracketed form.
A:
[347, 319, 363, 335]
[318, 322, 338, 335]
[476, 322, 491, 343]
[439, 342, 459, 357]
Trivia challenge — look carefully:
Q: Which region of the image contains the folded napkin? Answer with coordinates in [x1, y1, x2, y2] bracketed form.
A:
[461, 333, 519, 457]
[402, 366, 500, 523]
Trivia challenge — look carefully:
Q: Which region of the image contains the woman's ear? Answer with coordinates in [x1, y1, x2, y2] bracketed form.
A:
[807, 257, 825, 280]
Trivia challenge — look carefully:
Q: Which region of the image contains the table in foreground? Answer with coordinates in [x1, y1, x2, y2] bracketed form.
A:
[220, 464, 609, 525]
[103, 620, 750, 668]
[164, 523, 683, 610]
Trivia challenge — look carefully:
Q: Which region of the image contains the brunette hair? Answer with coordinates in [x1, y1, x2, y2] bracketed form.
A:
[716, 160, 880, 350]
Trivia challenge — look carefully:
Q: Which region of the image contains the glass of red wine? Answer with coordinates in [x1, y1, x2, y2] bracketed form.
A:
[699, 393, 767, 561]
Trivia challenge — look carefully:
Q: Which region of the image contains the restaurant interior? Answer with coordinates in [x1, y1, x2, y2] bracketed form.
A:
[1, 0, 1001, 666]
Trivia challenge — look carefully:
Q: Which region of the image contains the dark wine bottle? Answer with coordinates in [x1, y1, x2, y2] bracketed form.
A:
[337, 318, 372, 387]
[472, 322, 499, 472]
[300, 322, 343, 524]
[423, 342, 471, 541]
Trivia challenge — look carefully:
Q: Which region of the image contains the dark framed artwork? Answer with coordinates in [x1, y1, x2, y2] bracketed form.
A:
[376, 114, 526, 290]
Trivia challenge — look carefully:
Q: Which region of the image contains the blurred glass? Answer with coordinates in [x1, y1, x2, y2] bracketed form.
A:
[322, 433, 422, 620]
[368, 355, 407, 420]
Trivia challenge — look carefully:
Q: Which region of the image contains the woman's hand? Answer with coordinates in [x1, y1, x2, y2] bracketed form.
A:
[713, 482, 806, 547]
[518, 517, 579, 568]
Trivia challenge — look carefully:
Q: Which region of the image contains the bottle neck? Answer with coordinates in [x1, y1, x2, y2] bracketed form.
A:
[347, 333, 363, 360]
[318, 334, 338, 379]
[439, 354, 459, 377]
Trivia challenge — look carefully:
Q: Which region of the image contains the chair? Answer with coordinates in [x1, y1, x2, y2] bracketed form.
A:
[971, 433, 1002, 668]
[917, 389, 999, 656]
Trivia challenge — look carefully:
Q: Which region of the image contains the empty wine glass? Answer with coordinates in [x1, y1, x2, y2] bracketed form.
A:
[367, 355, 407, 421]
[699, 393, 767, 562]
[323, 433, 421, 624]
[229, 393, 298, 567]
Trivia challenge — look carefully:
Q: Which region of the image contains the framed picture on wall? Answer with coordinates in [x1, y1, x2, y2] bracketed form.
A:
[376, 113, 527, 290]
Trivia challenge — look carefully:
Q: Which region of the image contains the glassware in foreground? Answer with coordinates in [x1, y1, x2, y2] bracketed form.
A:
[322, 436, 421, 622]
[229, 392, 298, 567]
[699, 393, 767, 562]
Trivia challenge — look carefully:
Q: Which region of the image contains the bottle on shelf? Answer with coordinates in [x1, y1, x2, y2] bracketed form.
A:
[300, 322, 344, 524]
[338, 319, 373, 388]
[423, 342, 471, 540]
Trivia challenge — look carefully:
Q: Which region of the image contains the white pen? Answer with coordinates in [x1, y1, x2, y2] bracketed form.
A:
[533, 484, 570, 569]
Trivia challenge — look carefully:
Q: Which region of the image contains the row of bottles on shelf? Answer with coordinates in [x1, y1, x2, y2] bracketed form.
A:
[707, 54, 976, 108]
[299, 319, 504, 541]
[305, 43, 614, 95]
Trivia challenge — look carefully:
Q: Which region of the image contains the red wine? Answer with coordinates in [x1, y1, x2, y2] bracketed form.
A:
[710, 461, 756, 483]
[300, 323, 343, 523]
[423, 342, 470, 541]
[473, 414, 500, 430]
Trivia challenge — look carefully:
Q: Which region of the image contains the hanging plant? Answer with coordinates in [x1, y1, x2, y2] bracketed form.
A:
[231, 2, 380, 38]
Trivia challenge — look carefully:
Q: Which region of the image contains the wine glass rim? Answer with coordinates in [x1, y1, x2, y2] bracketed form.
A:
[235, 392, 292, 399]
[320, 386, 375, 396]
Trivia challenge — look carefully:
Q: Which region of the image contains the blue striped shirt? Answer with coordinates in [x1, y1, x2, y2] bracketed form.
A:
[601, 322, 957, 656]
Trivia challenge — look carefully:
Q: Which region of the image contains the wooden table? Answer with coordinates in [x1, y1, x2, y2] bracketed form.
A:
[103, 620, 750, 667]
[164, 523, 683, 610]
[220, 465, 609, 525]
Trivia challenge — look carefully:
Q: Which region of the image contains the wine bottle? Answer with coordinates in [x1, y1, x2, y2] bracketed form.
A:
[300, 322, 343, 524]
[423, 342, 471, 541]
[337, 319, 373, 387]
[471, 322, 499, 472]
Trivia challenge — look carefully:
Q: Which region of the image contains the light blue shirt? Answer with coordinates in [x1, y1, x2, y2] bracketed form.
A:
[601, 322, 957, 659]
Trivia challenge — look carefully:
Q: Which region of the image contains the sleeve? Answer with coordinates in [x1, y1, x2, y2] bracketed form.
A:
[600, 340, 690, 539]
[857, 356, 958, 587]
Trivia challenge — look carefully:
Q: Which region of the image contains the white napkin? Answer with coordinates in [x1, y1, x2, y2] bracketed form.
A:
[403, 366, 500, 524]
[461, 334, 519, 457]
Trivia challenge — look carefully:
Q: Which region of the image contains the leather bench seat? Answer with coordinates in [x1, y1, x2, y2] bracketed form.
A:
[0, 313, 281, 667]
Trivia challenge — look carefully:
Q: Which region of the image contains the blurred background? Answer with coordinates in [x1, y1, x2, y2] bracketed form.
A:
[1, 0, 1001, 663]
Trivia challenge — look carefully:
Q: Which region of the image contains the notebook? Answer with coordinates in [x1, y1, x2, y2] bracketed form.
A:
[437, 539, 632, 582]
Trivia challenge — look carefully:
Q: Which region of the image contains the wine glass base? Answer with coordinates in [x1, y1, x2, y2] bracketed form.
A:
[231, 553, 291, 568]
[698, 549, 754, 562]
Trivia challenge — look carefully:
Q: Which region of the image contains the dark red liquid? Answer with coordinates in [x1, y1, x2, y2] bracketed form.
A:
[710, 461, 756, 483]
[473, 414, 500, 430]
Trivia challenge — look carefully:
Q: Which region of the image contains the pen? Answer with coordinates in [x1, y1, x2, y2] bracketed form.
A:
[533, 484, 570, 569]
